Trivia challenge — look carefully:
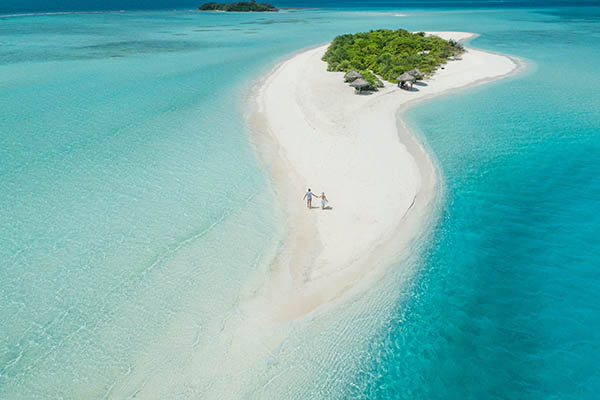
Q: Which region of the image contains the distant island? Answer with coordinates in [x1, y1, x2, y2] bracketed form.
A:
[322, 29, 465, 90]
[198, 1, 278, 12]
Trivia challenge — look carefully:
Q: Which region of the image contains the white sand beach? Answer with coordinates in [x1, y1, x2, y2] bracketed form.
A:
[105, 33, 520, 399]
[247, 32, 518, 321]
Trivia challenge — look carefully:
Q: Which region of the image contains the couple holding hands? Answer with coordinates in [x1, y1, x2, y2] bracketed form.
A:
[303, 188, 329, 210]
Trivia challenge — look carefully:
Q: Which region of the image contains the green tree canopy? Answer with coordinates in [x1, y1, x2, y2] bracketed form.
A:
[322, 29, 464, 89]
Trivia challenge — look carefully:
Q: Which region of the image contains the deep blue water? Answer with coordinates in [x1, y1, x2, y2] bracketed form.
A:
[2, 0, 600, 14]
[1, 3, 599, 399]
[349, 6, 600, 399]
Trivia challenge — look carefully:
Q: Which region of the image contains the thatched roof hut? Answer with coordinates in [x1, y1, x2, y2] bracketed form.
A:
[409, 68, 425, 79]
[397, 72, 416, 89]
[344, 70, 363, 82]
[351, 78, 370, 88]
[397, 73, 416, 82]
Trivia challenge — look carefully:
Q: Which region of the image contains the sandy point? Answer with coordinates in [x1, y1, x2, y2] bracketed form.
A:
[244, 32, 520, 322]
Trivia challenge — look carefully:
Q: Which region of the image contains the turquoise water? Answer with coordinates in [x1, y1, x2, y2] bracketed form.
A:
[348, 7, 600, 399]
[1, 6, 599, 399]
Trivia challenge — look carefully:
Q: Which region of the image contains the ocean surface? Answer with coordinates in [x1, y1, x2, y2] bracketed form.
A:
[1, 4, 599, 399]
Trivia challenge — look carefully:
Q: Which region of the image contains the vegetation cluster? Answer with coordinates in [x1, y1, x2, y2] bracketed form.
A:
[198, 1, 278, 11]
[322, 29, 465, 89]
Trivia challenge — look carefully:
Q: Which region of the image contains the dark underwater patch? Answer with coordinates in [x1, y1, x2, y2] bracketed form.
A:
[258, 19, 306, 25]
[76, 39, 204, 55]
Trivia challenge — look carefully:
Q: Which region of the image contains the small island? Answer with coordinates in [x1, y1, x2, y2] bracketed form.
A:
[322, 29, 465, 90]
[198, 1, 278, 12]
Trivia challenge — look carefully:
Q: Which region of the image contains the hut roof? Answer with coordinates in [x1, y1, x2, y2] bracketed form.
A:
[397, 73, 415, 82]
[344, 70, 363, 80]
[351, 78, 370, 88]
[409, 68, 425, 78]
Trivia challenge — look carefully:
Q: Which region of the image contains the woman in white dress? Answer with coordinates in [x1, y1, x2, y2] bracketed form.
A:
[319, 192, 328, 209]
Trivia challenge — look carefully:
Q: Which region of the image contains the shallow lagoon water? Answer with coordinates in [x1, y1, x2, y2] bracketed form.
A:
[1, 6, 599, 399]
